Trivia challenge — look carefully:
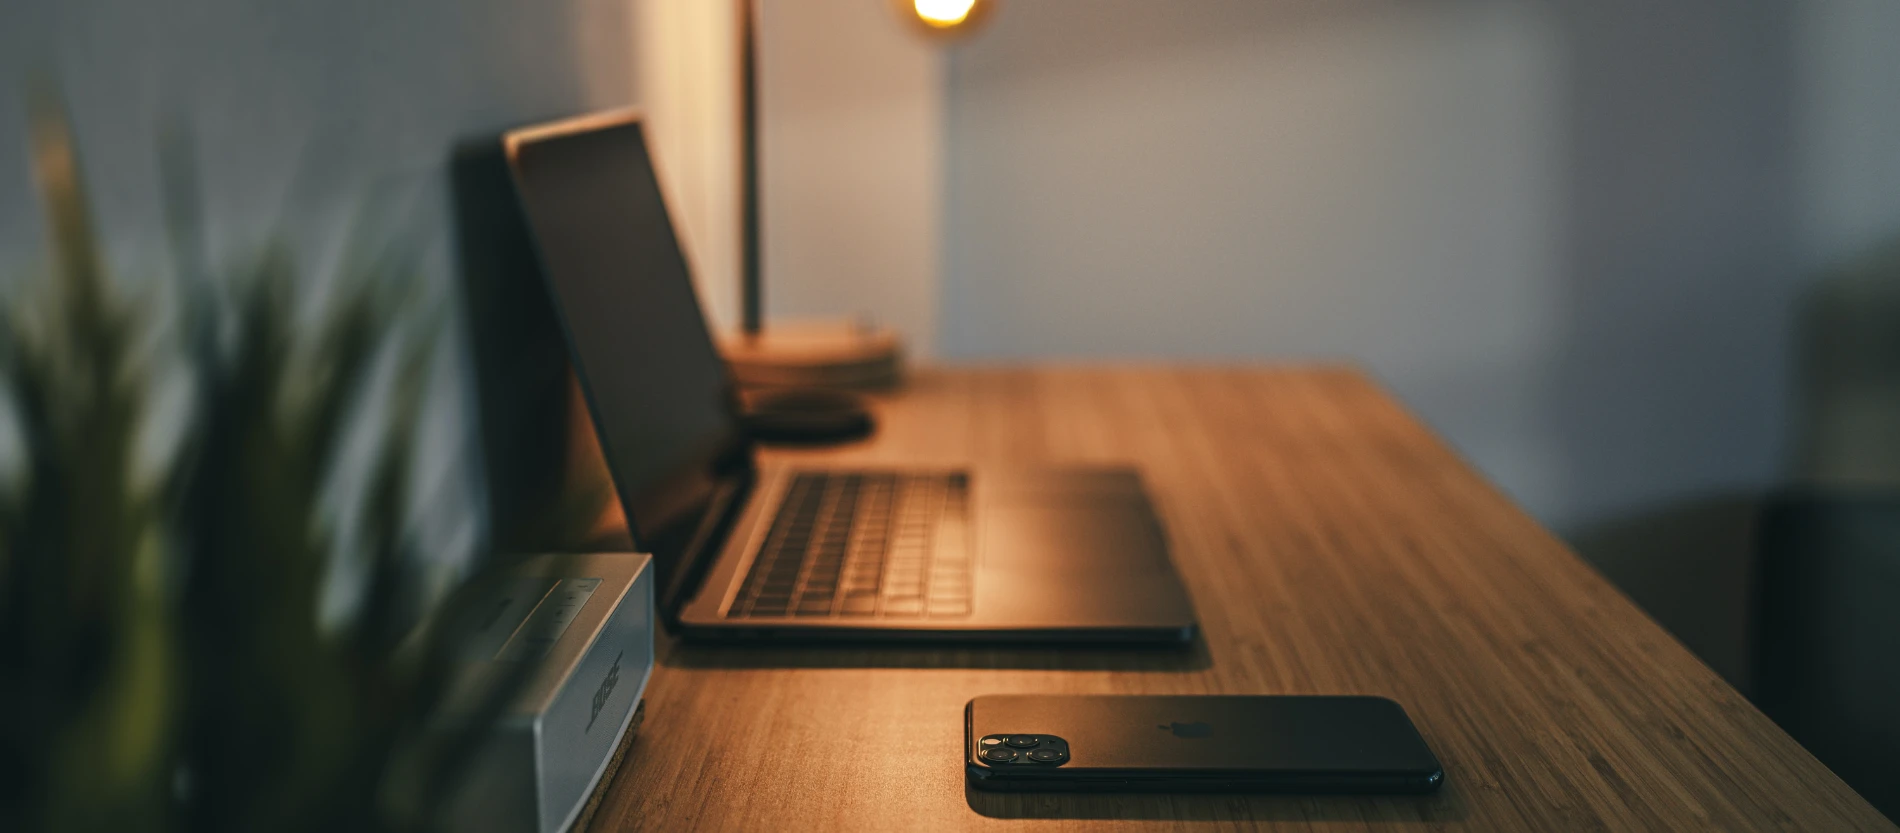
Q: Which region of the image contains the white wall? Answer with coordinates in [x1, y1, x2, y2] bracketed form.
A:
[0, 0, 640, 269]
[944, 0, 1799, 536]
[755, 0, 944, 354]
[634, 0, 943, 352]
[633, 0, 743, 331]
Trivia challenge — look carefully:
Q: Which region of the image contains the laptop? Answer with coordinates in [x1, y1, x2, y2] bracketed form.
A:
[503, 110, 1197, 643]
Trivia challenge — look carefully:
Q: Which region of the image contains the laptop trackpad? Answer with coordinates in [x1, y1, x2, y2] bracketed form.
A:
[976, 504, 1188, 625]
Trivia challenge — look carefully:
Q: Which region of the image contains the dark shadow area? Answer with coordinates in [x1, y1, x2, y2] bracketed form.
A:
[1569, 494, 1762, 688]
[1541, 0, 1796, 691]
[1789, 237, 1900, 486]
[449, 135, 624, 558]
[1747, 237, 1900, 823]
[450, 136, 570, 549]
[659, 632, 1214, 672]
[963, 781, 1469, 823]
[1752, 491, 1900, 823]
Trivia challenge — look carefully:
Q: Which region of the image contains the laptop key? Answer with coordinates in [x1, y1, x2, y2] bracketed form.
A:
[882, 599, 924, 616]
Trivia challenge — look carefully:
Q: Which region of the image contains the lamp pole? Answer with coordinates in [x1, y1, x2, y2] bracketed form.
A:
[738, 0, 763, 336]
[724, 0, 983, 388]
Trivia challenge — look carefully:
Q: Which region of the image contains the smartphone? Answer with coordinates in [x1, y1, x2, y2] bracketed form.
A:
[965, 694, 1443, 793]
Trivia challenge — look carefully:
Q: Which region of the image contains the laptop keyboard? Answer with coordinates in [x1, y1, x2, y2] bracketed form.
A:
[728, 471, 971, 619]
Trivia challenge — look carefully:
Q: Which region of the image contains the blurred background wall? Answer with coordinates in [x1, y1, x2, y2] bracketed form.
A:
[0, 0, 640, 271]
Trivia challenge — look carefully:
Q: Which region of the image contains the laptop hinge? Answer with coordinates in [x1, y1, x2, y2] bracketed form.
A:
[657, 468, 755, 629]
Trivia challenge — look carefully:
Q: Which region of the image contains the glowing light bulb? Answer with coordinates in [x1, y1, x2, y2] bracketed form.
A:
[914, 0, 977, 28]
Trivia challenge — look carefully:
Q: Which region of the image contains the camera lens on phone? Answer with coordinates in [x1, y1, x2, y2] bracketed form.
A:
[982, 746, 1019, 763]
[1027, 748, 1066, 763]
[1004, 736, 1040, 748]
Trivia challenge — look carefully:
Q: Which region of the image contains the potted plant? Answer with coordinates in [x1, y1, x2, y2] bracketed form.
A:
[0, 88, 503, 833]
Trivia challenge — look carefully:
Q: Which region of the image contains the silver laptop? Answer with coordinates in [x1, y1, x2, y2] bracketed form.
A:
[504, 111, 1197, 643]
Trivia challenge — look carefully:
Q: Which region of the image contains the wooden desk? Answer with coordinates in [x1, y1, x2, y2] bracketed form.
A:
[586, 367, 1893, 831]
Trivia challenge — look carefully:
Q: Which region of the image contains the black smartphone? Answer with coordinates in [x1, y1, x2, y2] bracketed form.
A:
[965, 694, 1443, 793]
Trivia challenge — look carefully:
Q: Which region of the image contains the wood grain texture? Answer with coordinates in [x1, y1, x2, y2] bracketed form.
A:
[585, 366, 1893, 832]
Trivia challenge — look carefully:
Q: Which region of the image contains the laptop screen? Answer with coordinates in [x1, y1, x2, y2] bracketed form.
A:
[504, 112, 748, 562]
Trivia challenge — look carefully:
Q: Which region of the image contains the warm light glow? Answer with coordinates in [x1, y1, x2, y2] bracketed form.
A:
[914, 0, 977, 28]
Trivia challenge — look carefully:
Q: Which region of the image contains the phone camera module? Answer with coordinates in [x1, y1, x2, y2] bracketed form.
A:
[977, 733, 1068, 766]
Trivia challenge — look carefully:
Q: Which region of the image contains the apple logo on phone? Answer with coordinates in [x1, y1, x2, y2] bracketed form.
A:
[1159, 721, 1213, 738]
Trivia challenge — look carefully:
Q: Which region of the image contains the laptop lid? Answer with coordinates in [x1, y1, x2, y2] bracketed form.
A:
[503, 110, 752, 618]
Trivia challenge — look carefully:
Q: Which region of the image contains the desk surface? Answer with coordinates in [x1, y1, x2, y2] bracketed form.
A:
[588, 366, 1892, 831]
